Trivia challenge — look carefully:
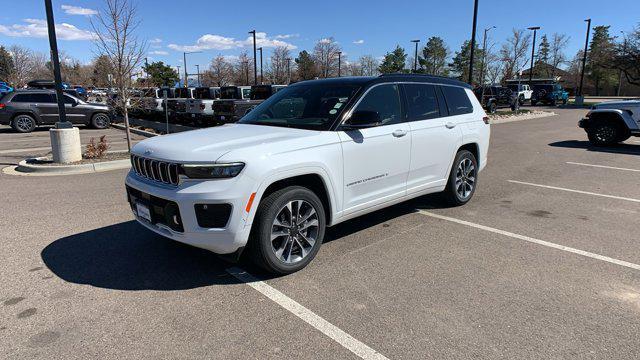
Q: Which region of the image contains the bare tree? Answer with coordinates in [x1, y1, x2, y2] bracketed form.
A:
[549, 33, 569, 77]
[231, 51, 253, 86]
[313, 37, 341, 78]
[91, 0, 147, 152]
[347, 61, 363, 76]
[205, 55, 232, 86]
[8, 45, 37, 87]
[500, 29, 532, 80]
[268, 46, 290, 84]
[359, 55, 379, 76]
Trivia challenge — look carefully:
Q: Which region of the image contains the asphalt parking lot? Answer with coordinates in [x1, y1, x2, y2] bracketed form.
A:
[2, 107, 640, 359]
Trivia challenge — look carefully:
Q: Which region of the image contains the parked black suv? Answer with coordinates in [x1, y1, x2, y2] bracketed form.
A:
[473, 86, 518, 113]
[0, 90, 112, 133]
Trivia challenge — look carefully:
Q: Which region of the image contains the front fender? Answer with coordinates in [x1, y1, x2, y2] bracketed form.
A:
[588, 109, 638, 131]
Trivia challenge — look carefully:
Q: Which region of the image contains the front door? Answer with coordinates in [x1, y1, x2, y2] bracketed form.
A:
[338, 84, 411, 215]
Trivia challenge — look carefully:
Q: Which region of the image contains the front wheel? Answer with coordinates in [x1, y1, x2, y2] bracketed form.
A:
[12, 114, 37, 133]
[441, 150, 478, 206]
[587, 123, 620, 146]
[91, 113, 110, 129]
[249, 186, 326, 274]
[488, 102, 497, 114]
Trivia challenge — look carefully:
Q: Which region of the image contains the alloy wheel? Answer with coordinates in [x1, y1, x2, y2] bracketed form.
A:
[455, 158, 476, 199]
[594, 125, 616, 143]
[15, 116, 34, 132]
[270, 200, 319, 264]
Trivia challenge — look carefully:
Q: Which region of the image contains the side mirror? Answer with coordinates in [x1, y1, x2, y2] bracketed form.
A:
[342, 110, 381, 130]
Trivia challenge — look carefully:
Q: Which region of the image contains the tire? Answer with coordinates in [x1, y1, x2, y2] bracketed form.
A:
[90, 113, 110, 129]
[518, 95, 524, 106]
[550, 98, 557, 106]
[488, 102, 497, 114]
[441, 150, 478, 206]
[249, 186, 326, 274]
[511, 101, 520, 112]
[531, 100, 538, 106]
[11, 114, 37, 133]
[587, 123, 620, 146]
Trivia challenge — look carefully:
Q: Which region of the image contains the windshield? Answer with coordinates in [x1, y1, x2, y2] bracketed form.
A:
[251, 86, 273, 100]
[220, 87, 238, 99]
[239, 83, 361, 130]
[175, 88, 192, 98]
[194, 87, 217, 99]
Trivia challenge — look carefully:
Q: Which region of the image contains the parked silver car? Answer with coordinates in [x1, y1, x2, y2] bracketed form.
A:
[579, 99, 640, 146]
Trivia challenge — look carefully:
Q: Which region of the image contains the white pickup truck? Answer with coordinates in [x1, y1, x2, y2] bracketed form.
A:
[506, 84, 533, 105]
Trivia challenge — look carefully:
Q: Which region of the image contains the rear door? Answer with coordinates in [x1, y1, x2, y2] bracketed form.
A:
[403, 83, 463, 194]
[339, 83, 411, 214]
[62, 94, 88, 124]
[31, 93, 58, 123]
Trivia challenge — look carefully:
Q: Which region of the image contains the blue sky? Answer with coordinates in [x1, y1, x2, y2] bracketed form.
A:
[1, 0, 638, 74]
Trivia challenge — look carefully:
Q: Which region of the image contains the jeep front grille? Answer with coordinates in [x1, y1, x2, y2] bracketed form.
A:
[130, 155, 179, 185]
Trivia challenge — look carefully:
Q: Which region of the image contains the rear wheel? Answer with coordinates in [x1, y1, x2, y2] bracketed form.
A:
[441, 150, 478, 206]
[488, 102, 497, 114]
[90, 113, 110, 129]
[518, 95, 524, 106]
[587, 123, 620, 146]
[249, 186, 326, 274]
[12, 114, 36, 133]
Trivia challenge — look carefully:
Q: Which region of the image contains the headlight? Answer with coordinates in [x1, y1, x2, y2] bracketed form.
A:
[181, 162, 245, 179]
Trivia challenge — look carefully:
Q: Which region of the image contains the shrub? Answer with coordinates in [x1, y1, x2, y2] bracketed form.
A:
[84, 135, 110, 159]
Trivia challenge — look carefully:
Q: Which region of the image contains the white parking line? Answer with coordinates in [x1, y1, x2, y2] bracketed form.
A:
[507, 180, 640, 203]
[567, 162, 640, 172]
[226, 267, 389, 360]
[418, 210, 640, 271]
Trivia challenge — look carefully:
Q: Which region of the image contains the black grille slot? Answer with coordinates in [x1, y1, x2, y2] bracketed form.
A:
[130, 155, 179, 186]
[194, 204, 232, 228]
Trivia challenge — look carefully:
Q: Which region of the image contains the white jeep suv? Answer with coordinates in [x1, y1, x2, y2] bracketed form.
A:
[125, 74, 490, 274]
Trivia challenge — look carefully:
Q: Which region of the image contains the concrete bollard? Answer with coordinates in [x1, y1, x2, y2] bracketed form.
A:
[50, 127, 82, 163]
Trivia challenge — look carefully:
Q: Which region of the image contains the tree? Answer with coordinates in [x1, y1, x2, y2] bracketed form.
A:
[0, 46, 14, 83]
[549, 33, 569, 77]
[142, 61, 178, 87]
[534, 34, 550, 77]
[378, 45, 407, 74]
[295, 50, 318, 80]
[91, 0, 147, 152]
[420, 37, 449, 76]
[587, 25, 616, 95]
[312, 38, 341, 78]
[612, 24, 640, 86]
[359, 55, 379, 76]
[268, 46, 291, 84]
[231, 51, 253, 86]
[499, 29, 532, 81]
[449, 40, 483, 83]
[205, 55, 232, 86]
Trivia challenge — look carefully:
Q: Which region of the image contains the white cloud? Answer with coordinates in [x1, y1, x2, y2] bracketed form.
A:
[319, 38, 332, 44]
[0, 18, 95, 40]
[168, 32, 296, 52]
[353, 39, 364, 44]
[149, 50, 168, 55]
[61, 5, 98, 16]
[150, 38, 162, 43]
[275, 34, 299, 39]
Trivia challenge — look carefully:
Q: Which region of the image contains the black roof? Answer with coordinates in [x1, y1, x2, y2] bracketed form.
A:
[291, 74, 471, 89]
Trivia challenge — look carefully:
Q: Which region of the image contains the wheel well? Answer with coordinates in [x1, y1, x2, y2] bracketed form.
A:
[458, 143, 480, 165]
[260, 174, 332, 225]
[11, 112, 38, 124]
[589, 112, 630, 135]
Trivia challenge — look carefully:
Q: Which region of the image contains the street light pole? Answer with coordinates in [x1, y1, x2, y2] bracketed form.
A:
[337, 51, 342, 77]
[258, 47, 263, 84]
[527, 26, 541, 85]
[578, 18, 591, 98]
[617, 30, 625, 96]
[468, 0, 479, 84]
[195, 64, 201, 87]
[249, 30, 257, 85]
[479, 26, 495, 86]
[176, 65, 181, 85]
[285, 57, 292, 84]
[44, 0, 70, 128]
[183, 52, 188, 88]
[411, 40, 420, 73]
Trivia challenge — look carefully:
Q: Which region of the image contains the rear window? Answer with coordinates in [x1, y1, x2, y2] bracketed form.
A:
[441, 86, 473, 115]
[175, 88, 192, 98]
[404, 83, 440, 121]
[242, 88, 251, 99]
[194, 88, 218, 99]
[250, 86, 273, 100]
[11, 93, 54, 103]
[220, 87, 238, 99]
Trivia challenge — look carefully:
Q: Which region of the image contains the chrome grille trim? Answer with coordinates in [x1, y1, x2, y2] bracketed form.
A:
[130, 155, 179, 186]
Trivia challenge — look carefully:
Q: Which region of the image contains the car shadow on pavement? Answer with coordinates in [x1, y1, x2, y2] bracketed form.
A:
[549, 140, 640, 156]
[41, 221, 247, 291]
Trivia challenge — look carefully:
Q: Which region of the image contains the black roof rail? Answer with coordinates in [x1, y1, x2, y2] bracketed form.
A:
[377, 73, 471, 88]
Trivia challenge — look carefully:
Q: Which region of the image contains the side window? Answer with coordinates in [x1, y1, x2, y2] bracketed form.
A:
[353, 84, 402, 126]
[403, 83, 440, 121]
[31, 94, 54, 103]
[63, 95, 76, 104]
[242, 88, 251, 99]
[441, 86, 473, 115]
[11, 94, 32, 102]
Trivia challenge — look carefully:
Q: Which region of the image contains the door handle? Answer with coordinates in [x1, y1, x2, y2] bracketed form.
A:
[445, 122, 457, 129]
[392, 129, 407, 138]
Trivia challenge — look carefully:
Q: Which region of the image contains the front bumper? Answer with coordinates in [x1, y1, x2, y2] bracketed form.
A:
[578, 118, 589, 129]
[125, 171, 255, 254]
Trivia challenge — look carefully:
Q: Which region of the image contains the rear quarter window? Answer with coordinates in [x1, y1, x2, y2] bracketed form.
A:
[441, 86, 473, 115]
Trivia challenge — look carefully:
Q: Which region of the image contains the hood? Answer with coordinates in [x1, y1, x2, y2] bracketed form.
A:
[131, 123, 320, 163]
[595, 100, 640, 108]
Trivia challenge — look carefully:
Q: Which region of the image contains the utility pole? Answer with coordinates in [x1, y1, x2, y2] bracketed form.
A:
[195, 64, 201, 87]
[468, 0, 479, 84]
[527, 27, 540, 84]
[479, 26, 495, 86]
[285, 57, 292, 84]
[249, 30, 257, 85]
[617, 30, 625, 96]
[44, 0, 70, 129]
[578, 18, 591, 99]
[411, 40, 420, 73]
[176, 65, 181, 86]
[337, 51, 342, 77]
[258, 47, 263, 84]
[183, 52, 188, 88]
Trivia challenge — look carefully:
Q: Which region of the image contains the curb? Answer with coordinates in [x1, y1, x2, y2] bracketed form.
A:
[8, 156, 131, 176]
[490, 111, 557, 125]
[110, 123, 158, 137]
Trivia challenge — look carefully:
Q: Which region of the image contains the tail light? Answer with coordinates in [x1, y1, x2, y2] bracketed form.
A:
[0, 103, 5, 110]
[483, 116, 490, 124]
